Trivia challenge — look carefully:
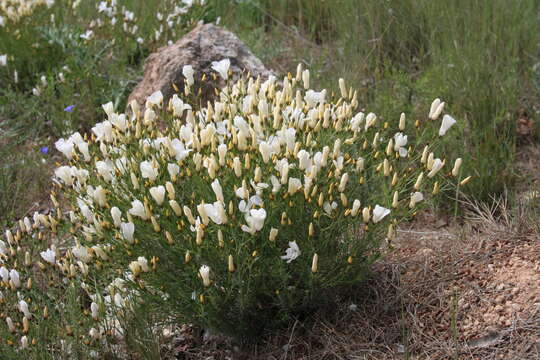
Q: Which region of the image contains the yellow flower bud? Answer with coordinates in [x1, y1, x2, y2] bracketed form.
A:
[311, 253, 319, 273]
[228, 255, 235, 273]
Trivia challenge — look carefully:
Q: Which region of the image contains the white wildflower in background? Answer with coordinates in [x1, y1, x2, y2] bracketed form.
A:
[439, 114, 456, 136]
[211, 58, 230, 80]
[40, 248, 56, 264]
[0, 54, 7, 66]
[281, 241, 301, 263]
[372, 205, 390, 223]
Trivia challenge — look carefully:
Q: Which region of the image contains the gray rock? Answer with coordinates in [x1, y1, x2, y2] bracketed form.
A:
[128, 23, 273, 107]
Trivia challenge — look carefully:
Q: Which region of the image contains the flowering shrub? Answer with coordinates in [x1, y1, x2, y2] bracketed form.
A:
[0, 62, 468, 354]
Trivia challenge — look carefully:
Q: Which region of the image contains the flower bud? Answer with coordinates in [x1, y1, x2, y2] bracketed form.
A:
[269, 228, 278, 241]
[228, 255, 235, 273]
[311, 253, 319, 273]
[451, 158, 463, 177]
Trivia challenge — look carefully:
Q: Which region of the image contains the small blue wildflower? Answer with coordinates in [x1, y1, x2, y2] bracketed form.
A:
[40, 146, 49, 155]
[64, 105, 75, 112]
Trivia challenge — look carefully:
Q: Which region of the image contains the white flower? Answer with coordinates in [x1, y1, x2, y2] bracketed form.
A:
[351, 199, 361, 216]
[110, 113, 128, 131]
[72, 244, 91, 263]
[121, 222, 135, 243]
[171, 95, 192, 117]
[199, 265, 211, 286]
[149, 185, 166, 205]
[96, 161, 114, 182]
[304, 90, 325, 108]
[203, 201, 227, 225]
[40, 248, 56, 264]
[102, 102, 114, 117]
[259, 141, 272, 163]
[338, 173, 349, 192]
[393, 132, 408, 157]
[182, 65, 194, 86]
[241, 208, 267, 234]
[297, 149, 312, 171]
[211, 179, 224, 203]
[287, 177, 302, 195]
[281, 241, 301, 263]
[372, 205, 391, 223]
[111, 206, 122, 227]
[80, 30, 94, 40]
[19, 300, 31, 318]
[452, 158, 463, 177]
[0, 241, 6, 256]
[429, 98, 445, 120]
[167, 163, 180, 178]
[92, 121, 114, 142]
[365, 113, 377, 130]
[21, 336, 29, 349]
[90, 302, 99, 320]
[171, 139, 191, 161]
[211, 58, 230, 80]
[439, 114, 456, 136]
[0, 266, 8, 282]
[129, 199, 149, 220]
[54, 166, 74, 185]
[146, 90, 163, 107]
[427, 158, 444, 178]
[55, 138, 75, 159]
[409, 192, 424, 208]
[140, 161, 158, 181]
[9, 269, 20, 288]
[0, 54, 7, 66]
[137, 256, 149, 272]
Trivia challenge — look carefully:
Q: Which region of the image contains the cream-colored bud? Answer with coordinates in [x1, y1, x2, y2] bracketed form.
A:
[165, 182, 175, 200]
[420, 146, 429, 164]
[309, 222, 315, 237]
[426, 153, 435, 170]
[460, 176, 472, 186]
[399, 112, 406, 130]
[185, 251, 192, 264]
[129, 261, 141, 277]
[414, 172, 424, 190]
[218, 230, 224, 247]
[169, 200, 182, 216]
[338, 173, 349, 192]
[196, 225, 204, 245]
[392, 191, 399, 208]
[339, 78, 347, 99]
[311, 253, 319, 273]
[351, 199, 361, 216]
[383, 159, 390, 176]
[432, 181, 440, 195]
[386, 139, 394, 156]
[228, 255, 235, 272]
[269, 228, 278, 241]
[362, 207, 370, 223]
[451, 158, 463, 177]
[254, 167, 262, 183]
[233, 157, 242, 177]
[183, 206, 195, 225]
[409, 192, 424, 208]
[130, 172, 139, 189]
[340, 193, 348, 206]
[391, 172, 398, 187]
